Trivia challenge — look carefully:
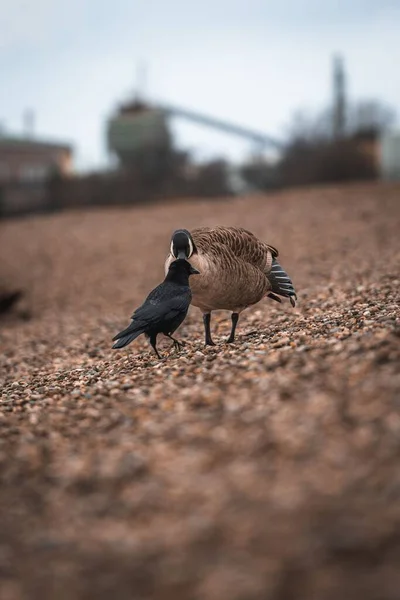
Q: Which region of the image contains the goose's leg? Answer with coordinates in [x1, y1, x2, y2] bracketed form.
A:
[227, 312, 239, 343]
[203, 313, 216, 346]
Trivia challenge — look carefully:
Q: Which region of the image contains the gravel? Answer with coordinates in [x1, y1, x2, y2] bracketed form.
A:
[0, 182, 400, 600]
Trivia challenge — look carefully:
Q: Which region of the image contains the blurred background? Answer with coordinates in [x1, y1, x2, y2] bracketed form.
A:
[1, 0, 400, 219]
[1, 4, 400, 599]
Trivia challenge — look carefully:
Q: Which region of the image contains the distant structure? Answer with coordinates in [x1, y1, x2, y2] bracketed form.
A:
[106, 98, 172, 176]
[159, 103, 282, 151]
[0, 135, 73, 184]
[106, 93, 282, 179]
[332, 55, 346, 139]
[0, 130, 73, 216]
[23, 109, 35, 139]
[380, 131, 400, 181]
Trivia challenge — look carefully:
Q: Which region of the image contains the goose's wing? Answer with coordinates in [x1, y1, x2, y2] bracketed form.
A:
[191, 226, 277, 273]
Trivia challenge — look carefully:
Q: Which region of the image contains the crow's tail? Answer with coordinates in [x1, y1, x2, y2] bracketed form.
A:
[112, 322, 144, 349]
[267, 259, 297, 307]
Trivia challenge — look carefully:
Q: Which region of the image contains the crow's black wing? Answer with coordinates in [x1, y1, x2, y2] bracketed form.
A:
[130, 281, 177, 318]
[130, 290, 191, 330]
[112, 292, 190, 345]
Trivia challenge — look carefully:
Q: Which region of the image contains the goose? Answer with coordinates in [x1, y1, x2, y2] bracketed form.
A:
[165, 226, 297, 345]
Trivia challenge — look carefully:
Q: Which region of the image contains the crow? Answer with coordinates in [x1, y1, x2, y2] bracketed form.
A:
[112, 259, 200, 359]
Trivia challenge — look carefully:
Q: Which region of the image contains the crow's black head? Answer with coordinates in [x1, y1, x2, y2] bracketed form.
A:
[168, 258, 200, 277]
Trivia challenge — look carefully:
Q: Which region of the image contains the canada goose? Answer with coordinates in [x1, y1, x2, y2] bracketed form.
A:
[165, 227, 297, 345]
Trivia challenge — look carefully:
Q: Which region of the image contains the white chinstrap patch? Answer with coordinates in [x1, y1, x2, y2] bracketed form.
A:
[187, 237, 194, 258]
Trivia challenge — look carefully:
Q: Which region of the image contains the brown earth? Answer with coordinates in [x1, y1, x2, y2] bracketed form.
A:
[0, 182, 400, 600]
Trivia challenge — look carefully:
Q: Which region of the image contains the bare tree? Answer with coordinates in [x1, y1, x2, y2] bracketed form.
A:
[286, 99, 396, 144]
[347, 100, 396, 136]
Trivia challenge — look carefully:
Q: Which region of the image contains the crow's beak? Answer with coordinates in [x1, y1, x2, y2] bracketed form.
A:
[189, 265, 200, 275]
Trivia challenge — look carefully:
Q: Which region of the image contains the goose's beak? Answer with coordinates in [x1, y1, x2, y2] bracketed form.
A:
[177, 250, 187, 260]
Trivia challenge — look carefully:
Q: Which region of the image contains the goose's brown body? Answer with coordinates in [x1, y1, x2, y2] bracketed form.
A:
[165, 226, 296, 344]
[166, 227, 276, 312]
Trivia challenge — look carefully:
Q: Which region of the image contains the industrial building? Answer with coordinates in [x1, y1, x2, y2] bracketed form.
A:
[0, 134, 73, 216]
[0, 135, 73, 183]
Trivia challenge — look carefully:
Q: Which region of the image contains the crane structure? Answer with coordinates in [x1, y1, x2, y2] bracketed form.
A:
[107, 97, 282, 167]
[158, 103, 283, 150]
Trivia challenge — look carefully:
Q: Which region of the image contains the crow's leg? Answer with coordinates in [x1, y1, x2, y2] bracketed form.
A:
[165, 334, 185, 351]
[149, 334, 162, 359]
[227, 312, 239, 343]
[202, 312, 215, 346]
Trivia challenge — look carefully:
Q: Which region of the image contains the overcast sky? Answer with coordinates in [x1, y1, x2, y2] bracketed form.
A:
[2, 0, 399, 170]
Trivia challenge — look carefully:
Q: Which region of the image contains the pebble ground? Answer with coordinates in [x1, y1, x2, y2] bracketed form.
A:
[0, 182, 399, 599]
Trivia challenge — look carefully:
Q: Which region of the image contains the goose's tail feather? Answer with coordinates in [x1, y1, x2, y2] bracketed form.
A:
[268, 259, 297, 307]
[267, 292, 282, 304]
